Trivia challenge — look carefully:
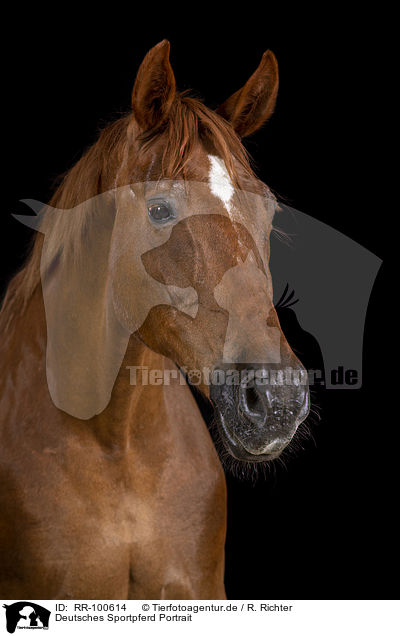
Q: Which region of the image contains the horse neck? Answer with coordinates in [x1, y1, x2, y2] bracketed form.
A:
[94, 334, 177, 450]
[1, 282, 177, 450]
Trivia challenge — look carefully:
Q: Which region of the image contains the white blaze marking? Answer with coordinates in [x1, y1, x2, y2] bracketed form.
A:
[208, 154, 234, 211]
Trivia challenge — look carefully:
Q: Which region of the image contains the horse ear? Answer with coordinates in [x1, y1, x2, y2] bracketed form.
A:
[132, 40, 176, 131]
[216, 49, 279, 138]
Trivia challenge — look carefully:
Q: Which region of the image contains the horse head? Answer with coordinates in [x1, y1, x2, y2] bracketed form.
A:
[15, 41, 309, 463]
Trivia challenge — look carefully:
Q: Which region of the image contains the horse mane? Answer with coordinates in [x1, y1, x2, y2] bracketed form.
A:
[0, 115, 131, 333]
[0, 92, 257, 333]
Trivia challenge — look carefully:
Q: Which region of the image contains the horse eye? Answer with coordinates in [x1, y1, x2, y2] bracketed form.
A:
[147, 202, 174, 223]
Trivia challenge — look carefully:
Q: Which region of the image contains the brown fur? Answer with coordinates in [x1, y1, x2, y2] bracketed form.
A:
[0, 41, 289, 599]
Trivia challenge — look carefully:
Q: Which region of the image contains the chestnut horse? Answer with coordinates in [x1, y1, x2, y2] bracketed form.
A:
[0, 41, 309, 599]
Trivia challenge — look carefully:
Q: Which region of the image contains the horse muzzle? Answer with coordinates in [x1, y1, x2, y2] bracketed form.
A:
[210, 364, 310, 462]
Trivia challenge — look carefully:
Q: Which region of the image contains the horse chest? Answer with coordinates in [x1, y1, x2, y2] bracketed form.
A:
[1, 437, 226, 599]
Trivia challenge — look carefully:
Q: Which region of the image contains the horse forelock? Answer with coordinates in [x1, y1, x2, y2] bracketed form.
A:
[134, 92, 256, 185]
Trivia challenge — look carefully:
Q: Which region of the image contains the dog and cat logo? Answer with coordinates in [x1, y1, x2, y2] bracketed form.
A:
[2, 603, 50, 633]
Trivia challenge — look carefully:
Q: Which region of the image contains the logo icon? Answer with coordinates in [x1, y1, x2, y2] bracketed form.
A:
[2, 602, 50, 633]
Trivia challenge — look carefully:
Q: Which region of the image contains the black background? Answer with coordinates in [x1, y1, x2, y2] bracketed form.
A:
[1, 11, 390, 599]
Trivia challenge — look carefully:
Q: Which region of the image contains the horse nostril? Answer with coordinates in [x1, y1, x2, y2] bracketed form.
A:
[240, 383, 265, 422]
[245, 386, 261, 411]
[238, 370, 309, 427]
